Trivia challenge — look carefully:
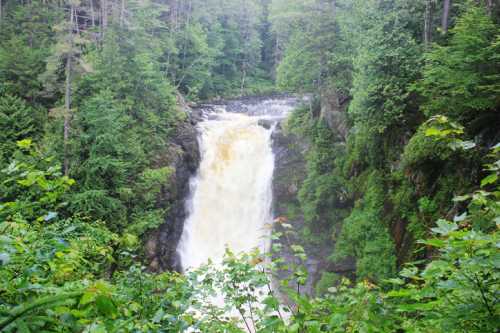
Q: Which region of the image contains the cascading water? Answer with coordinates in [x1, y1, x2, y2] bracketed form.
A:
[177, 97, 299, 271]
[178, 112, 274, 269]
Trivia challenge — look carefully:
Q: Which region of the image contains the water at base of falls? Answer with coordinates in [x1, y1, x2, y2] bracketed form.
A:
[177, 97, 300, 271]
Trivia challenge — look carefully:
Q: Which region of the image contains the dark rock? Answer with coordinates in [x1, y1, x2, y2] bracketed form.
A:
[319, 87, 349, 141]
[189, 107, 204, 124]
[146, 109, 200, 272]
[270, 124, 310, 292]
[328, 257, 356, 275]
[258, 119, 275, 129]
[271, 122, 355, 297]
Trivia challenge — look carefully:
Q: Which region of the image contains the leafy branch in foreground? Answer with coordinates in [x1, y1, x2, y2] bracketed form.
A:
[0, 142, 498, 332]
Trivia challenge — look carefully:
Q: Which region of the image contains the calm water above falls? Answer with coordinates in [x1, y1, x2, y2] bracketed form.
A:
[177, 98, 298, 271]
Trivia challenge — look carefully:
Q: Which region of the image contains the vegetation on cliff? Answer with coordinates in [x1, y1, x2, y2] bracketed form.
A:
[280, 0, 500, 287]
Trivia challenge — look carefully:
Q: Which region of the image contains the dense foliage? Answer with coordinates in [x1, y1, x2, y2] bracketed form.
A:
[0, 140, 498, 331]
[279, 0, 500, 286]
[1, 0, 499, 332]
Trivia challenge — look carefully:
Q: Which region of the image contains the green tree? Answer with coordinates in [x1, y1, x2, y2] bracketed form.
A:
[419, 4, 500, 126]
[0, 95, 41, 164]
[272, 0, 351, 93]
[346, 0, 422, 134]
[0, 1, 61, 104]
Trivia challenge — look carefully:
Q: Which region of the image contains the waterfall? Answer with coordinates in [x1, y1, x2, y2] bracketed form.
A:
[177, 97, 300, 271]
[178, 111, 274, 270]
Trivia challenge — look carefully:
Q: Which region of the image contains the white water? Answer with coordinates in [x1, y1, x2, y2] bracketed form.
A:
[178, 98, 302, 270]
[178, 110, 275, 270]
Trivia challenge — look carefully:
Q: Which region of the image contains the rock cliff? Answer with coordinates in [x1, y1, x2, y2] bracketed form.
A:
[271, 101, 354, 296]
[146, 109, 201, 272]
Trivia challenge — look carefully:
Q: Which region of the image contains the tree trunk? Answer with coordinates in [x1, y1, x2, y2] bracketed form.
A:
[0, 0, 3, 27]
[487, 0, 493, 15]
[120, 0, 125, 27]
[64, 6, 74, 176]
[63, 57, 72, 176]
[442, 0, 451, 34]
[424, 0, 434, 47]
[240, 65, 247, 97]
[101, 0, 108, 39]
[90, 0, 95, 28]
[74, 7, 80, 34]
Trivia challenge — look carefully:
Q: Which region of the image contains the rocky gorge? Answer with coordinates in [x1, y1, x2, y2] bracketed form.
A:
[146, 94, 354, 294]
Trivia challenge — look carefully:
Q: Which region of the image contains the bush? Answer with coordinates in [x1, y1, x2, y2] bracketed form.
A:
[315, 272, 340, 296]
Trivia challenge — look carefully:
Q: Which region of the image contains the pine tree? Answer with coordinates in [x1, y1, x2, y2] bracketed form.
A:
[420, 4, 500, 122]
[0, 94, 40, 163]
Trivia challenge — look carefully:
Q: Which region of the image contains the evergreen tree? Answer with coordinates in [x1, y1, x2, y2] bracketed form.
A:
[0, 1, 61, 105]
[420, 4, 500, 128]
[0, 95, 41, 163]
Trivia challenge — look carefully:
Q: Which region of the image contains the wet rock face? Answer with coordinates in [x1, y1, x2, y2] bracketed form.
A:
[271, 125, 308, 208]
[257, 119, 274, 129]
[271, 124, 315, 293]
[272, 124, 335, 296]
[146, 111, 200, 272]
[271, 122, 355, 296]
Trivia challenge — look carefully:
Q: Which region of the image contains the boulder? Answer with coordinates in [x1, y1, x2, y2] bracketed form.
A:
[258, 118, 275, 129]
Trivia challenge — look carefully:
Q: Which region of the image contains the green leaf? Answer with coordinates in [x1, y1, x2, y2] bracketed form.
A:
[80, 292, 95, 306]
[16, 139, 32, 149]
[453, 194, 470, 202]
[431, 219, 458, 236]
[400, 267, 418, 279]
[387, 289, 414, 298]
[16, 319, 30, 333]
[459, 140, 476, 150]
[424, 127, 443, 137]
[453, 212, 467, 222]
[385, 278, 405, 286]
[95, 295, 117, 317]
[422, 238, 446, 248]
[480, 173, 498, 187]
[85, 323, 107, 333]
[290, 245, 305, 253]
[289, 323, 300, 332]
[152, 309, 165, 323]
[397, 300, 440, 312]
